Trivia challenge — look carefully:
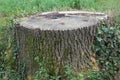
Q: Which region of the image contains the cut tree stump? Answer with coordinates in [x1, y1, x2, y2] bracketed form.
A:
[14, 11, 108, 79]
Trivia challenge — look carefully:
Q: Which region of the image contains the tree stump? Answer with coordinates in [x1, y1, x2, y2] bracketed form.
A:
[15, 11, 108, 79]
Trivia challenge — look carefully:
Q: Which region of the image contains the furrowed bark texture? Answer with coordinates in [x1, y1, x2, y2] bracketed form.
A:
[16, 24, 99, 76]
[15, 11, 108, 79]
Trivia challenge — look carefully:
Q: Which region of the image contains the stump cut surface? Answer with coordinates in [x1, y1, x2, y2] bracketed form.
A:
[19, 11, 108, 30]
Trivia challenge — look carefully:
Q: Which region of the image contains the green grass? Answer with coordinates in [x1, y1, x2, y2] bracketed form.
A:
[0, 0, 120, 26]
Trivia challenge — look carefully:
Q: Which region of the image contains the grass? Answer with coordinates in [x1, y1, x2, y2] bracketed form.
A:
[0, 0, 120, 26]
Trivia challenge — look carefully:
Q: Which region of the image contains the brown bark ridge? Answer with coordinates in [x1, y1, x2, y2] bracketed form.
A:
[14, 11, 108, 79]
